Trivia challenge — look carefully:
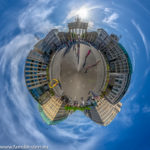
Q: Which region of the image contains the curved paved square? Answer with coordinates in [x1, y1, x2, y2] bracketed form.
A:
[49, 43, 107, 103]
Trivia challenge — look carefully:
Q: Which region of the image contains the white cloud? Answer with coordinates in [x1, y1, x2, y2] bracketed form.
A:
[142, 105, 150, 113]
[117, 102, 139, 126]
[144, 67, 150, 77]
[0, 34, 55, 146]
[131, 19, 150, 61]
[134, 0, 150, 16]
[88, 21, 94, 30]
[131, 50, 135, 72]
[104, 8, 110, 13]
[0, 34, 35, 74]
[103, 12, 119, 28]
[116, 92, 140, 126]
[18, 0, 55, 34]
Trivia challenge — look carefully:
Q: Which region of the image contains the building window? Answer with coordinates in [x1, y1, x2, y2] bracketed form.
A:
[25, 68, 31, 71]
[25, 72, 30, 75]
[26, 63, 30, 66]
[27, 59, 32, 62]
[34, 64, 38, 67]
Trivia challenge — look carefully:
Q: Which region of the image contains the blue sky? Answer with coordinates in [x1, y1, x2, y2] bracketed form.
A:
[0, 0, 150, 150]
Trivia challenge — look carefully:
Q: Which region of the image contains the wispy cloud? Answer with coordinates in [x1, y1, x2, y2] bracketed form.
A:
[131, 19, 150, 61]
[142, 105, 150, 113]
[116, 93, 140, 126]
[0, 34, 35, 74]
[144, 67, 150, 77]
[117, 102, 139, 126]
[134, 0, 150, 16]
[131, 50, 135, 72]
[0, 34, 54, 146]
[104, 8, 110, 13]
[18, 0, 55, 34]
[102, 12, 119, 28]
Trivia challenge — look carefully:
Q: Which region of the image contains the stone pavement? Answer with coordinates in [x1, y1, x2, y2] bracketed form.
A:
[49, 42, 107, 104]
